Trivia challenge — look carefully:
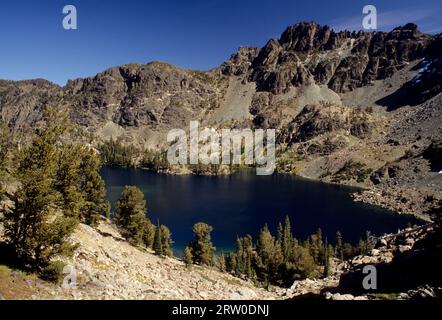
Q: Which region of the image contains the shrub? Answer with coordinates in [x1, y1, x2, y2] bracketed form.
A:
[40, 261, 65, 283]
[332, 160, 372, 183]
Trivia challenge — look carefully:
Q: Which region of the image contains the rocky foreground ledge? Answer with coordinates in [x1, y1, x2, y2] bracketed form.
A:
[1, 221, 440, 300]
[53, 221, 282, 300]
[0, 220, 281, 300]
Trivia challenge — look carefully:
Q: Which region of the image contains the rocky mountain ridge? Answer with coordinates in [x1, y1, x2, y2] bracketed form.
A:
[1, 22, 439, 136]
[222, 22, 432, 94]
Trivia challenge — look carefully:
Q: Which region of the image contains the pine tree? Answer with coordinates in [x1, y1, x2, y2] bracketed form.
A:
[235, 234, 254, 278]
[335, 231, 344, 261]
[256, 225, 274, 268]
[235, 237, 244, 275]
[365, 231, 375, 254]
[3, 107, 77, 271]
[256, 224, 282, 284]
[114, 186, 147, 244]
[245, 254, 253, 279]
[282, 215, 293, 262]
[225, 252, 237, 274]
[55, 144, 83, 219]
[217, 252, 226, 272]
[290, 244, 316, 280]
[160, 224, 173, 257]
[153, 220, 163, 256]
[323, 239, 331, 277]
[188, 222, 215, 266]
[98, 137, 137, 167]
[276, 222, 283, 247]
[77, 146, 110, 225]
[343, 242, 356, 260]
[183, 246, 193, 266]
[142, 218, 155, 248]
[309, 228, 324, 264]
[54, 143, 110, 226]
[357, 238, 367, 255]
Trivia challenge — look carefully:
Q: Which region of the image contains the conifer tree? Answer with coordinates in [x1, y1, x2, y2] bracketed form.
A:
[225, 252, 237, 274]
[235, 234, 254, 278]
[335, 231, 344, 261]
[160, 224, 173, 257]
[290, 244, 316, 280]
[365, 231, 375, 253]
[52, 144, 82, 222]
[256, 224, 282, 284]
[98, 137, 137, 167]
[142, 218, 155, 248]
[358, 238, 367, 255]
[188, 222, 215, 266]
[153, 219, 163, 256]
[217, 252, 226, 272]
[235, 237, 244, 275]
[343, 242, 356, 260]
[323, 239, 331, 277]
[54, 143, 110, 226]
[183, 245, 193, 266]
[310, 228, 324, 264]
[256, 224, 274, 267]
[276, 222, 283, 247]
[3, 107, 77, 271]
[77, 146, 110, 225]
[282, 215, 293, 262]
[114, 186, 147, 244]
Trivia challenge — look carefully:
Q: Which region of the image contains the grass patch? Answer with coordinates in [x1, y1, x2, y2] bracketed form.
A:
[199, 272, 217, 285]
[0, 264, 12, 274]
[331, 160, 372, 183]
[221, 275, 243, 287]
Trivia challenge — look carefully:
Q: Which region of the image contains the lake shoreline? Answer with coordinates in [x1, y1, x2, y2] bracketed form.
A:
[106, 164, 432, 223]
[101, 166, 423, 251]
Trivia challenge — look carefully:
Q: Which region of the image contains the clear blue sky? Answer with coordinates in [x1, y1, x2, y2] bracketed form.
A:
[1, 0, 441, 86]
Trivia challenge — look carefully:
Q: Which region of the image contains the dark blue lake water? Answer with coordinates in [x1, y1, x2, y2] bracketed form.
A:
[101, 167, 421, 253]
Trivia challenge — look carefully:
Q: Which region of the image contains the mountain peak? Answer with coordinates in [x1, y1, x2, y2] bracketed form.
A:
[279, 21, 334, 52]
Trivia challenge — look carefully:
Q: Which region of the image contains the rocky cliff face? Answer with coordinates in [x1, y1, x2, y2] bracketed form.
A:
[0, 79, 63, 136]
[64, 62, 225, 129]
[222, 22, 431, 94]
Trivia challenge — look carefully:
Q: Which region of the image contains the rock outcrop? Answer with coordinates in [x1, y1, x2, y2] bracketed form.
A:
[286, 224, 441, 300]
[222, 22, 432, 95]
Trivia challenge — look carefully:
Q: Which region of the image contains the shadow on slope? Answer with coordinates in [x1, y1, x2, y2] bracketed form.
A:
[321, 227, 442, 296]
